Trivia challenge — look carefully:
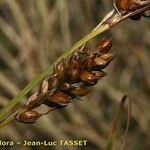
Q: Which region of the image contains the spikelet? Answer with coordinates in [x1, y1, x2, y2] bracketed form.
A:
[114, 0, 149, 20]
[16, 110, 40, 124]
[16, 37, 116, 123]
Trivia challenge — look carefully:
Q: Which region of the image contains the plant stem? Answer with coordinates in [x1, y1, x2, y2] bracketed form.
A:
[0, 108, 26, 129]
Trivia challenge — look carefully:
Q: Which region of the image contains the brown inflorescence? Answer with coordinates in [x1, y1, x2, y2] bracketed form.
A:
[114, 0, 150, 20]
[16, 110, 40, 124]
[16, 37, 116, 123]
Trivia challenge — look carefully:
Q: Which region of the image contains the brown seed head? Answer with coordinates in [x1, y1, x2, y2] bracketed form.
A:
[18, 36, 116, 124]
[68, 53, 81, 69]
[96, 37, 113, 54]
[16, 110, 40, 123]
[50, 92, 70, 106]
[94, 57, 108, 66]
[26, 93, 44, 109]
[80, 71, 98, 85]
[55, 61, 66, 79]
[59, 82, 75, 91]
[93, 70, 107, 78]
[115, 0, 148, 12]
[115, 0, 130, 11]
[48, 74, 59, 90]
[67, 69, 80, 83]
[101, 53, 116, 61]
[71, 87, 89, 97]
[82, 53, 95, 71]
[67, 54, 82, 83]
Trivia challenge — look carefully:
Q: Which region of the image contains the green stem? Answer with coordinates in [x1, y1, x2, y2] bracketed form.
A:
[0, 108, 26, 129]
[105, 140, 114, 150]
[0, 24, 109, 128]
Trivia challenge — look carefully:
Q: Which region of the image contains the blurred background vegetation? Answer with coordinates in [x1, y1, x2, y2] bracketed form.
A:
[0, 0, 149, 150]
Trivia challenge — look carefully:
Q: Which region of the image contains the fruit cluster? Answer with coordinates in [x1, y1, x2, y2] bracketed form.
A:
[16, 37, 116, 123]
[114, 0, 150, 20]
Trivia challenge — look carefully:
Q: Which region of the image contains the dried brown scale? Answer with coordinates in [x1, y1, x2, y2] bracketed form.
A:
[47, 74, 59, 90]
[93, 70, 107, 78]
[82, 52, 95, 71]
[55, 61, 66, 80]
[94, 57, 108, 66]
[80, 71, 99, 85]
[70, 86, 89, 97]
[101, 53, 116, 61]
[113, 0, 150, 20]
[40, 80, 49, 94]
[16, 37, 115, 123]
[26, 93, 47, 110]
[59, 82, 76, 91]
[114, 0, 148, 12]
[43, 91, 71, 108]
[16, 110, 40, 123]
[95, 37, 113, 54]
[66, 54, 82, 83]
[67, 69, 80, 83]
